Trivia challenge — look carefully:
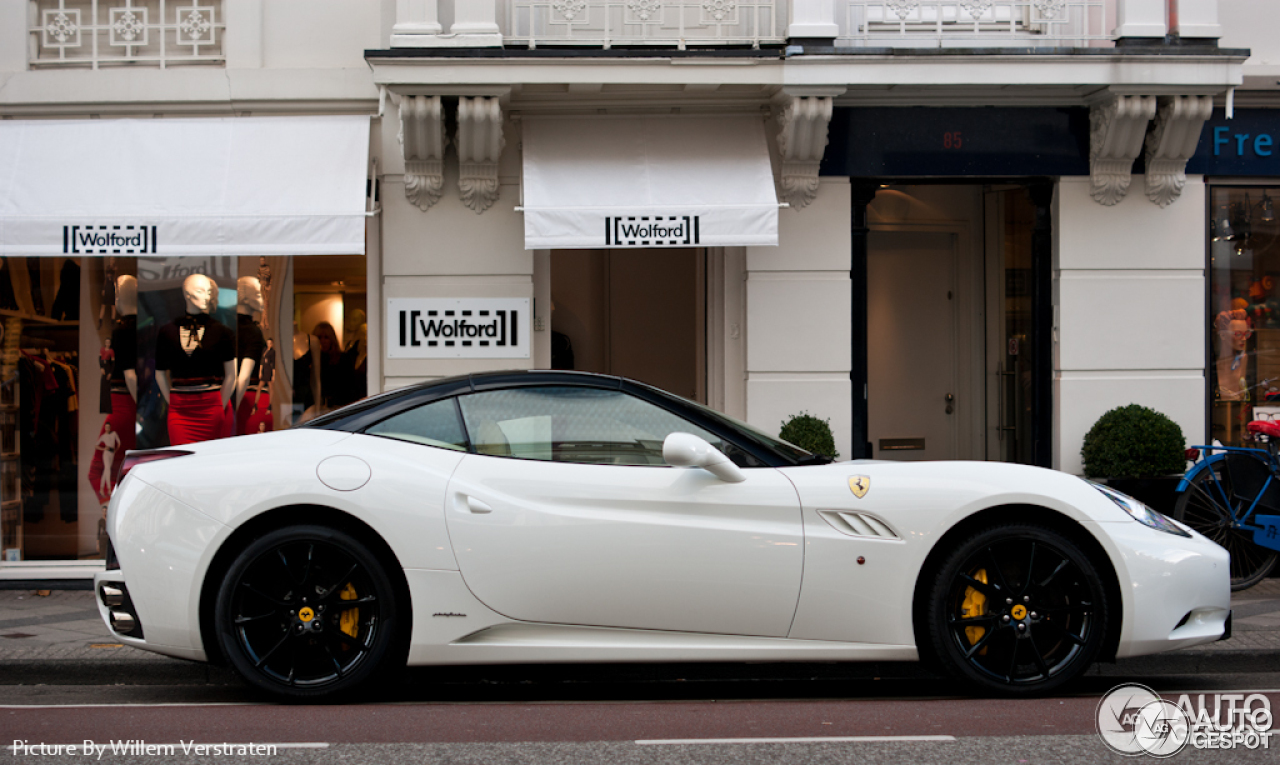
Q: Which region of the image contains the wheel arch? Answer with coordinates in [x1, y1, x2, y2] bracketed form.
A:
[909, 503, 1123, 666]
[197, 504, 413, 667]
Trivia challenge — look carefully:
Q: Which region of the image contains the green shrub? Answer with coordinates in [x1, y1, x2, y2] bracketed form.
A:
[779, 411, 839, 459]
[1081, 404, 1185, 479]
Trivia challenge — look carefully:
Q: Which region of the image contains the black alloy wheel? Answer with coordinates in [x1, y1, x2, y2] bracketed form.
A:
[926, 524, 1109, 696]
[1173, 460, 1279, 591]
[215, 525, 401, 700]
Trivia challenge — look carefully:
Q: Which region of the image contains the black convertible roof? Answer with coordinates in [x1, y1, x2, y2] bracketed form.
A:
[301, 369, 811, 468]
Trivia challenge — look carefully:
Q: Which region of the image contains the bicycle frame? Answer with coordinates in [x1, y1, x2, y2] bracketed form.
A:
[1180, 444, 1275, 536]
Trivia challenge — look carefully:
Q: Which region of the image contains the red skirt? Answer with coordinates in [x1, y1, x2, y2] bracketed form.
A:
[86, 392, 137, 504]
[237, 390, 274, 436]
[168, 390, 227, 446]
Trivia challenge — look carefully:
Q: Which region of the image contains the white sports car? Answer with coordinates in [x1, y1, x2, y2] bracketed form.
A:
[96, 371, 1231, 699]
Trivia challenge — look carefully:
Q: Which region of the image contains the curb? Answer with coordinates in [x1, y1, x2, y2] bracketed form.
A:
[5, 651, 1280, 689]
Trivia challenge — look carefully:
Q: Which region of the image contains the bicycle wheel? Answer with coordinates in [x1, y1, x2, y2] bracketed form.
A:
[1173, 456, 1279, 591]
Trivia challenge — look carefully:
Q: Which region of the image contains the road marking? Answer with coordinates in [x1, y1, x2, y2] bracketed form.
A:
[0, 706, 259, 711]
[636, 736, 957, 745]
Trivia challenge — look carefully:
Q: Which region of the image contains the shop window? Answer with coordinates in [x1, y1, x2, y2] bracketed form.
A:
[0, 253, 366, 563]
[1209, 187, 1280, 446]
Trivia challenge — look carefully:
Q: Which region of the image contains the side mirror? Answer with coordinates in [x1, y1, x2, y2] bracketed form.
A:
[662, 432, 746, 483]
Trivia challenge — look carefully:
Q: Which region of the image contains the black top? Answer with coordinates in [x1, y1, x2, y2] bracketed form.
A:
[156, 313, 235, 391]
[237, 314, 266, 386]
[259, 345, 276, 385]
[109, 315, 137, 393]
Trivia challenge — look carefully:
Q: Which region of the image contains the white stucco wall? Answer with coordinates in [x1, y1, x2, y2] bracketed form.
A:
[1053, 176, 1207, 476]
[745, 178, 853, 458]
[0, 1, 381, 109]
[379, 111, 534, 391]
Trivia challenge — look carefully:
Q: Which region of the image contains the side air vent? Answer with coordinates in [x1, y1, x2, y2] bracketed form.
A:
[818, 510, 901, 540]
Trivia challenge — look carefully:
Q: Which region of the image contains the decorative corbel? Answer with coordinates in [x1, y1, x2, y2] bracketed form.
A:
[1144, 95, 1214, 207]
[456, 97, 505, 214]
[398, 95, 446, 211]
[1088, 94, 1156, 206]
[775, 96, 834, 209]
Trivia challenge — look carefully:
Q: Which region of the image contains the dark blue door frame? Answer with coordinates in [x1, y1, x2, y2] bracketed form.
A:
[847, 178, 1054, 468]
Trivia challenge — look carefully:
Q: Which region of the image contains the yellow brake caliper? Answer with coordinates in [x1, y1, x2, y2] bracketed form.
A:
[339, 583, 359, 639]
[962, 569, 988, 653]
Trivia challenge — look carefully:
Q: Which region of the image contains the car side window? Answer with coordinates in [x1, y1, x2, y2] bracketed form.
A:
[365, 398, 468, 451]
[456, 386, 726, 466]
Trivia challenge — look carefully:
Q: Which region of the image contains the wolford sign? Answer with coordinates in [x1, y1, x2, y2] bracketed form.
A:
[387, 298, 530, 359]
[605, 216, 700, 247]
[64, 225, 158, 255]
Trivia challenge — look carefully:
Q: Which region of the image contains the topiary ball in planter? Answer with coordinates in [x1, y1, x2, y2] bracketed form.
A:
[779, 411, 840, 460]
[1081, 404, 1185, 480]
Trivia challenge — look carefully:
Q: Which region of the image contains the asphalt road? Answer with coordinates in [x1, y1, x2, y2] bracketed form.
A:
[4, 671, 1280, 764]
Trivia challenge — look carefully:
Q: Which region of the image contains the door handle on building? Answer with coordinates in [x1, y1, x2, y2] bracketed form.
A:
[945, 393, 955, 415]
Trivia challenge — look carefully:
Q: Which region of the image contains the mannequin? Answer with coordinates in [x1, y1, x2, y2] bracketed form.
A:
[256, 257, 273, 331]
[1216, 309, 1252, 401]
[95, 422, 121, 497]
[234, 275, 271, 436]
[344, 308, 368, 401]
[155, 274, 235, 445]
[86, 275, 139, 505]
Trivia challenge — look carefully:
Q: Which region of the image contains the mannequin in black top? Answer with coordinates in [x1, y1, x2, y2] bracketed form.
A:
[234, 275, 269, 435]
[155, 274, 235, 445]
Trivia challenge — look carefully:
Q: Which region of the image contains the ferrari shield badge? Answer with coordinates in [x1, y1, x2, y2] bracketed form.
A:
[849, 475, 870, 499]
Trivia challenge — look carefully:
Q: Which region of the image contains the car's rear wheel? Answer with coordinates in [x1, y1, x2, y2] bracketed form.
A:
[925, 524, 1109, 696]
[214, 524, 400, 700]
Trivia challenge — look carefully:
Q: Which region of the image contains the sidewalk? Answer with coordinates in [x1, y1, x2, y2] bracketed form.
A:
[2, 582, 1279, 686]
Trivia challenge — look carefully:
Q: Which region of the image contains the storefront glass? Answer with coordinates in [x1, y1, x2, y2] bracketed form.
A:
[1208, 186, 1280, 446]
[0, 254, 366, 563]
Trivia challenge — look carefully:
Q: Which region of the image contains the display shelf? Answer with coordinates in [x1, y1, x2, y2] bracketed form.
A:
[0, 309, 78, 326]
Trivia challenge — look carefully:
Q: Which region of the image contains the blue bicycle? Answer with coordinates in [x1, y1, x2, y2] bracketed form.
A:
[1175, 421, 1280, 591]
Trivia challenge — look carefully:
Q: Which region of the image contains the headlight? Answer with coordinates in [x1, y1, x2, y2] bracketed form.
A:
[1089, 481, 1191, 537]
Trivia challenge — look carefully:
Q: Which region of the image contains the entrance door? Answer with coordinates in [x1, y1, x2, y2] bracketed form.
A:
[984, 189, 1038, 464]
[867, 230, 959, 461]
[551, 249, 705, 401]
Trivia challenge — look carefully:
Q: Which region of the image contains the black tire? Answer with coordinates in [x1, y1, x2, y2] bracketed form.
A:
[1173, 458, 1279, 591]
[925, 524, 1109, 697]
[214, 524, 401, 700]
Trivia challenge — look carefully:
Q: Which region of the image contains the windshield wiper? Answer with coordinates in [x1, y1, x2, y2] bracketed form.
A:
[795, 454, 834, 466]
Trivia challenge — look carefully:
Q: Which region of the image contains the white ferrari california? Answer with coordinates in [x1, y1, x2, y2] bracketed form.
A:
[96, 370, 1231, 699]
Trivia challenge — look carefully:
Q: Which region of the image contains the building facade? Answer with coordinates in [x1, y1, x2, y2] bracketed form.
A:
[0, 0, 1268, 579]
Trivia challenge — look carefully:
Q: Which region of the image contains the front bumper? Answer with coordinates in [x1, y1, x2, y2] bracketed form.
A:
[1104, 519, 1232, 659]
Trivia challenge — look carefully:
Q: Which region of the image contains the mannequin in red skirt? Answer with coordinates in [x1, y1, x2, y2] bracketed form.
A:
[87, 274, 139, 505]
[233, 275, 270, 436]
[155, 274, 235, 446]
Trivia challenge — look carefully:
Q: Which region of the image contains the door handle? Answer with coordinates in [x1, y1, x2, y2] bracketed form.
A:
[945, 393, 955, 415]
[466, 496, 493, 514]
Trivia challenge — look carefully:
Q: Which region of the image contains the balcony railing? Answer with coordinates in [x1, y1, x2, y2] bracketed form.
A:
[504, 0, 789, 48]
[29, 0, 225, 69]
[839, 1, 1112, 47]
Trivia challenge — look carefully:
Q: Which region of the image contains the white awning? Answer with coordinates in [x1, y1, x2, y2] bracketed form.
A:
[0, 116, 370, 257]
[521, 115, 779, 250]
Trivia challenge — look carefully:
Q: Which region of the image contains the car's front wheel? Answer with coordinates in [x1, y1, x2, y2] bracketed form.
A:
[214, 524, 401, 700]
[925, 523, 1109, 696]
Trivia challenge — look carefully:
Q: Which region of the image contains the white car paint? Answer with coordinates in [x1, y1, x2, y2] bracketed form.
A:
[95, 427, 1230, 670]
[445, 452, 803, 636]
